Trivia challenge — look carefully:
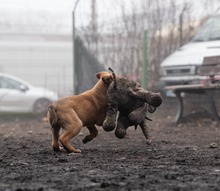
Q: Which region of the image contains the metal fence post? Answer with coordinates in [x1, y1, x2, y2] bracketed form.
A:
[72, 0, 80, 95]
[141, 30, 148, 89]
[72, 11, 76, 94]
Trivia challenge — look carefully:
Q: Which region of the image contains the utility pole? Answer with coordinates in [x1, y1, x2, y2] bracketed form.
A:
[72, 0, 80, 94]
[141, 30, 148, 89]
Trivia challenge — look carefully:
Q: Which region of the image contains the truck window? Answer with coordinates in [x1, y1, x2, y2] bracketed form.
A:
[192, 15, 220, 42]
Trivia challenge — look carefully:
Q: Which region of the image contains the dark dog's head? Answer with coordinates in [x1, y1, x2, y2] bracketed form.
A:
[128, 80, 163, 108]
[115, 78, 163, 111]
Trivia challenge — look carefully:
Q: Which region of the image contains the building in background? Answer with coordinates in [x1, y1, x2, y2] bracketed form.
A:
[0, 3, 106, 97]
[0, 34, 73, 97]
[0, 4, 75, 97]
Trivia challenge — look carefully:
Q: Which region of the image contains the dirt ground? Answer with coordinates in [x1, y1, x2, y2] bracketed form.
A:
[1, 98, 220, 191]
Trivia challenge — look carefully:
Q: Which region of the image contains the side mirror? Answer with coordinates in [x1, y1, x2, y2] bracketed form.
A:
[19, 84, 28, 92]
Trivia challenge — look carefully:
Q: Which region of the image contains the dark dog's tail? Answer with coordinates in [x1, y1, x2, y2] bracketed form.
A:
[108, 67, 117, 90]
[47, 105, 58, 129]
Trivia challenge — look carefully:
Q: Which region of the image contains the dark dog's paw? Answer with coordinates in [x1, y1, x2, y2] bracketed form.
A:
[115, 127, 126, 139]
[82, 134, 97, 144]
[103, 116, 116, 131]
[146, 138, 152, 145]
[82, 137, 89, 144]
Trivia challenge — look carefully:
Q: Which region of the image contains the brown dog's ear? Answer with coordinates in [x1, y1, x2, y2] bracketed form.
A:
[96, 72, 101, 79]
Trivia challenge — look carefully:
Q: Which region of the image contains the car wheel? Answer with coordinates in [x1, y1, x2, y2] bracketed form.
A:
[33, 98, 51, 114]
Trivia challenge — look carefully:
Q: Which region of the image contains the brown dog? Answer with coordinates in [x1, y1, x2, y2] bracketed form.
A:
[47, 71, 115, 153]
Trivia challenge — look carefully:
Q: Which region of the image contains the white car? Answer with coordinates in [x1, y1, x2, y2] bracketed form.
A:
[0, 73, 58, 114]
[159, 13, 220, 96]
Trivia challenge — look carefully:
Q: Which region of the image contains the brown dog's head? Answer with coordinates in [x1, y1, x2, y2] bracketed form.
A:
[96, 71, 115, 87]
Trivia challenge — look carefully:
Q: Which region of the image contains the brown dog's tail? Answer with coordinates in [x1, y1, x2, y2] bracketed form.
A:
[47, 105, 58, 129]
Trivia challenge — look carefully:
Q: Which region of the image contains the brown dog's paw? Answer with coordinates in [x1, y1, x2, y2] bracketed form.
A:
[52, 144, 61, 152]
[68, 148, 81, 153]
[74, 149, 81, 153]
[60, 141, 82, 153]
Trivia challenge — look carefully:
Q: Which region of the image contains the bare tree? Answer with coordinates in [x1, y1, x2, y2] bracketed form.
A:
[201, 0, 220, 15]
[179, 1, 192, 47]
[78, 0, 216, 88]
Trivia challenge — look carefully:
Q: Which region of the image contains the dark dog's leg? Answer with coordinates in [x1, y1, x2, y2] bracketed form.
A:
[139, 119, 151, 145]
[115, 116, 129, 139]
[103, 88, 118, 132]
[128, 104, 148, 124]
[83, 125, 98, 144]
[103, 109, 118, 131]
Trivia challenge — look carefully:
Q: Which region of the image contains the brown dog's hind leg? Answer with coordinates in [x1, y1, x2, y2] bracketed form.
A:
[59, 127, 82, 153]
[83, 125, 98, 144]
[51, 126, 61, 151]
[59, 114, 83, 153]
[48, 106, 61, 152]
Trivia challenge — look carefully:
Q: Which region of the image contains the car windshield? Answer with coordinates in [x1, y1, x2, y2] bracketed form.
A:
[192, 15, 220, 42]
[0, 76, 25, 90]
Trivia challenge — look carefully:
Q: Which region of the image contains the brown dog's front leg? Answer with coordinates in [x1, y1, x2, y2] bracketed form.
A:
[83, 125, 98, 144]
[139, 119, 151, 145]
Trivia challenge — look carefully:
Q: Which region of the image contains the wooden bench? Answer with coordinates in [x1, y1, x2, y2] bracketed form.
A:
[165, 55, 220, 124]
[165, 84, 220, 124]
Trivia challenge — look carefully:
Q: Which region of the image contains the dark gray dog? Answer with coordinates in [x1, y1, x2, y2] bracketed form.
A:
[103, 76, 162, 144]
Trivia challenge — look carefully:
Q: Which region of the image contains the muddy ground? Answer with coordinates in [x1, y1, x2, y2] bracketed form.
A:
[1, 98, 220, 191]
